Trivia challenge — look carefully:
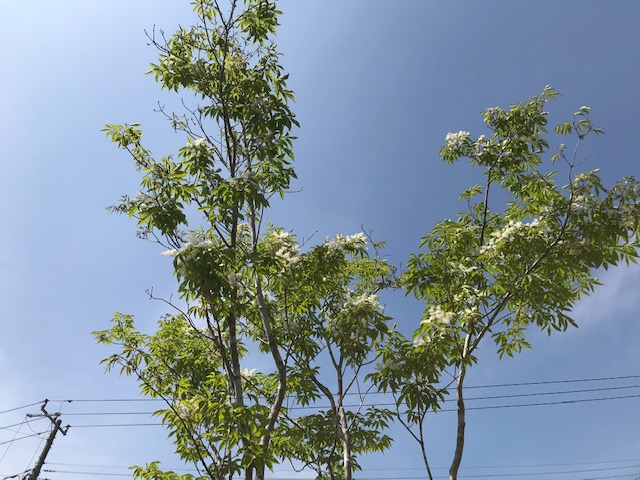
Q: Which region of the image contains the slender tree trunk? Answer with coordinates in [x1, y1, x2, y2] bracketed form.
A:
[338, 403, 353, 480]
[449, 334, 471, 480]
[334, 364, 353, 480]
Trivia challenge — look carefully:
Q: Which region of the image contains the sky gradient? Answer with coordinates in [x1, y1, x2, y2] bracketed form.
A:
[1, 1, 639, 479]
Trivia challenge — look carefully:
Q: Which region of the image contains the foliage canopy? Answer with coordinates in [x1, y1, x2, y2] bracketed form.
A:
[95, 2, 640, 480]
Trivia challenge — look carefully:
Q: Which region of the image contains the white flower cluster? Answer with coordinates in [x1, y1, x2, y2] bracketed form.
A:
[240, 368, 257, 380]
[162, 55, 178, 74]
[445, 131, 470, 148]
[421, 305, 455, 327]
[480, 219, 541, 253]
[174, 399, 194, 418]
[228, 171, 256, 191]
[269, 230, 300, 267]
[571, 195, 589, 213]
[574, 169, 600, 183]
[454, 262, 477, 275]
[345, 292, 382, 312]
[329, 292, 382, 339]
[475, 134, 492, 155]
[161, 231, 214, 257]
[136, 191, 168, 209]
[325, 232, 367, 251]
[276, 245, 300, 266]
[413, 336, 426, 347]
[485, 107, 504, 126]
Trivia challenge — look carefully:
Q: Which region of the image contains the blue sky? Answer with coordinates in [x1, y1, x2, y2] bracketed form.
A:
[1, 1, 639, 479]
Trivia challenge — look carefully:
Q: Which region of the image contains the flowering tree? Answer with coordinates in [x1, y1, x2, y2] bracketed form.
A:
[93, 2, 640, 480]
[373, 88, 640, 480]
[94, 1, 393, 480]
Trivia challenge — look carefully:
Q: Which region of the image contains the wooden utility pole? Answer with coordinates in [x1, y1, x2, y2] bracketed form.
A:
[26, 400, 69, 480]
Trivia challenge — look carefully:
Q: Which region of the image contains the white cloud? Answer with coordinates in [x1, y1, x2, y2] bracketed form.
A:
[572, 265, 640, 327]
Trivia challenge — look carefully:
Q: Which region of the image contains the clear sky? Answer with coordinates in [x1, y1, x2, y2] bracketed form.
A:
[1, 1, 639, 479]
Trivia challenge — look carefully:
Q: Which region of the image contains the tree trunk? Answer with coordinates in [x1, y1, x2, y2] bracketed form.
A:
[338, 402, 353, 480]
[449, 334, 471, 480]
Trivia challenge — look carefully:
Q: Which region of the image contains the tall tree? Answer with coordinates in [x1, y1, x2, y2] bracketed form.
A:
[94, 2, 640, 479]
[373, 88, 640, 480]
[94, 1, 392, 479]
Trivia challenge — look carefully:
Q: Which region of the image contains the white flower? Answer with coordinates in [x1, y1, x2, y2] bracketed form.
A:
[422, 305, 455, 326]
[269, 230, 300, 268]
[326, 232, 368, 251]
[194, 137, 205, 147]
[345, 293, 381, 312]
[275, 244, 300, 266]
[136, 191, 168, 208]
[183, 231, 214, 250]
[273, 230, 293, 241]
[457, 263, 476, 274]
[445, 131, 470, 148]
[174, 399, 193, 418]
[571, 195, 589, 212]
[485, 107, 504, 125]
[241, 368, 257, 379]
[413, 337, 426, 347]
[165, 232, 215, 257]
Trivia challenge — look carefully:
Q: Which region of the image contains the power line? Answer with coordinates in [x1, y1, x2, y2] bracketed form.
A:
[0, 416, 26, 464]
[0, 431, 48, 447]
[55, 383, 640, 417]
[459, 383, 640, 402]
[43, 470, 129, 478]
[0, 402, 44, 417]
[47, 374, 640, 404]
[39, 462, 640, 479]
[44, 457, 640, 472]
[1, 469, 31, 480]
[0, 417, 45, 432]
[69, 423, 161, 428]
[61, 391, 640, 427]
[464, 374, 640, 390]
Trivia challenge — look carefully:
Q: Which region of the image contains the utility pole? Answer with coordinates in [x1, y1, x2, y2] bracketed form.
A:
[25, 399, 69, 480]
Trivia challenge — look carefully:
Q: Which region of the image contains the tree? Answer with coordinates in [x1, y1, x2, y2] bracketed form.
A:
[94, 1, 393, 479]
[372, 88, 640, 480]
[94, 2, 640, 480]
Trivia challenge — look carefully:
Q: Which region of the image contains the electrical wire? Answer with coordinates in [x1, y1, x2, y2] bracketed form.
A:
[47, 373, 640, 404]
[38, 463, 640, 479]
[40, 374, 640, 425]
[464, 374, 640, 390]
[0, 402, 44, 417]
[43, 457, 640, 472]
[26, 428, 47, 472]
[60, 391, 640, 426]
[0, 416, 26, 464]
[0, 417, 45, 432]
[69, 423, 160, 428]
[4, 375, 638, 478]
[1, 469, 31, 480]
[54, 383, 640, 417]
[0, 431, 48, 447]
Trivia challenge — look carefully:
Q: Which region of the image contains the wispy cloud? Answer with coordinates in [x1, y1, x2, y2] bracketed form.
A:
[572, 265, 640, 327]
